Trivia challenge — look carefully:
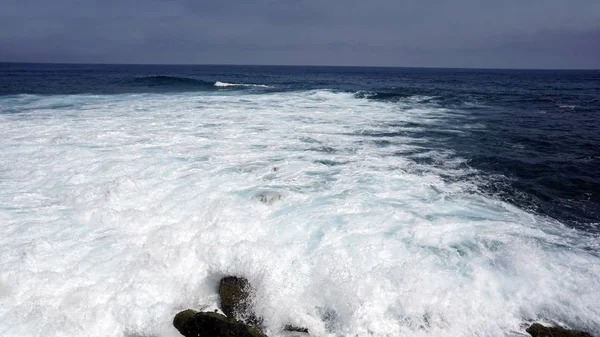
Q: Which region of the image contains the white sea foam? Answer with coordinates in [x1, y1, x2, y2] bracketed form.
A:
[0, 91, 599, 337]
[214, 81, 272, 88]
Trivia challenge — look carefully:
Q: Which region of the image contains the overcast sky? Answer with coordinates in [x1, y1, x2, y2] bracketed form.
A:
[1, 0, 599, 68]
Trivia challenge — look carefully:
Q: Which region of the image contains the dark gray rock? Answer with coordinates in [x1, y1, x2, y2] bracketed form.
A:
[219, 276, 308, 333]
[284, 325, 309, 333]
[219, 276, 261, 325]
[173, 310, 266, 337]
[173, 310, 199, 334]
[526, 323, 593, 337]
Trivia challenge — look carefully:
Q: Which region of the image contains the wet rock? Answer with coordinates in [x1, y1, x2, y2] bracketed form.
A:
[284, 325, 309, 333]
[219, 277, 251, 318]
[173, 310, 266, 337]
[254, 191, 282, 204]
[219, 276, 261, 325]
[174, 310, 199, 333]
[526, 323, 593, 337]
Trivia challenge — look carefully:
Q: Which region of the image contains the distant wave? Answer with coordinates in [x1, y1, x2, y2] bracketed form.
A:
[128, 76, 214, 88]
[354, 90, 435, 103]
[124, 76, 273, 91]
[354, 89, 426, 101]
[354, 89, 488, 108]
[214, 81, 272, 88]
[123, 76, 272, 92]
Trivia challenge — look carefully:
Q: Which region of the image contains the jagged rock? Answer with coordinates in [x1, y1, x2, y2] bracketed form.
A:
[173, 310, 266, 337]
[219, 277, 252, 318]
[526, 323, 593, 337]
[219, 276, 261, 325]
[284, 325, 309, 333]
[254, 191, 282, 204]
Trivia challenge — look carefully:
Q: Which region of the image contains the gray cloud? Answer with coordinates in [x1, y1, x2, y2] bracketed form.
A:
[1, 0, 599, 68]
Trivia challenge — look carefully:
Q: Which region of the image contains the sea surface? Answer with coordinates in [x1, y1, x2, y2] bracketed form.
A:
[0, 63, 599, 337]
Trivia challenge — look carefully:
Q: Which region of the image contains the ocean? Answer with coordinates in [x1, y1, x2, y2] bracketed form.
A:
[0, 63, 599, 337]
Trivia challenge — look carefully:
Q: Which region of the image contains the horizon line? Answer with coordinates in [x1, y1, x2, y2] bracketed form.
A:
[1, 61, 598, 72]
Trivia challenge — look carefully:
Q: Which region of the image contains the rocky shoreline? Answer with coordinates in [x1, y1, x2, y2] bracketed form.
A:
[173, 276, 594, 337]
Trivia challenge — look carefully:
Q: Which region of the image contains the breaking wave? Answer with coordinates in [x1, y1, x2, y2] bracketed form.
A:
[0, 89, 599, 337]
[214, 81, 273, 88]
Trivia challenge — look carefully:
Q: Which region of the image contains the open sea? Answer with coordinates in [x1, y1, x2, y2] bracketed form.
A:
[0, 63, 599, 337]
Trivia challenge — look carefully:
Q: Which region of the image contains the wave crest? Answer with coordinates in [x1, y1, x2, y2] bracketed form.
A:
[214, 81, 272, 88]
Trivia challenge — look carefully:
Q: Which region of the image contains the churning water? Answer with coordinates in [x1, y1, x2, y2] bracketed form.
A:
[0, 64, 599, 337]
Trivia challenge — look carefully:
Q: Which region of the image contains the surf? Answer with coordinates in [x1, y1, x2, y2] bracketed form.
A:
[0, 89, 598, 337]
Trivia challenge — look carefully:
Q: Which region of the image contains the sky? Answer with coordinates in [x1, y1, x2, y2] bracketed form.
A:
[1, 0, 599, 69]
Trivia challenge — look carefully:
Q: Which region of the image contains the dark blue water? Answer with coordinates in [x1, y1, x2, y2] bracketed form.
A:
[1, 62, 599, 230]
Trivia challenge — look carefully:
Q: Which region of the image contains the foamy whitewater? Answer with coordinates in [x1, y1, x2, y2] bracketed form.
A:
[0, 89, 599, 337]
[214, 81, 272, 88]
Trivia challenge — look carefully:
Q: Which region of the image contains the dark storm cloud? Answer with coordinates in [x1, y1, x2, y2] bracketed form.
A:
[1, 0, 599, 68]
